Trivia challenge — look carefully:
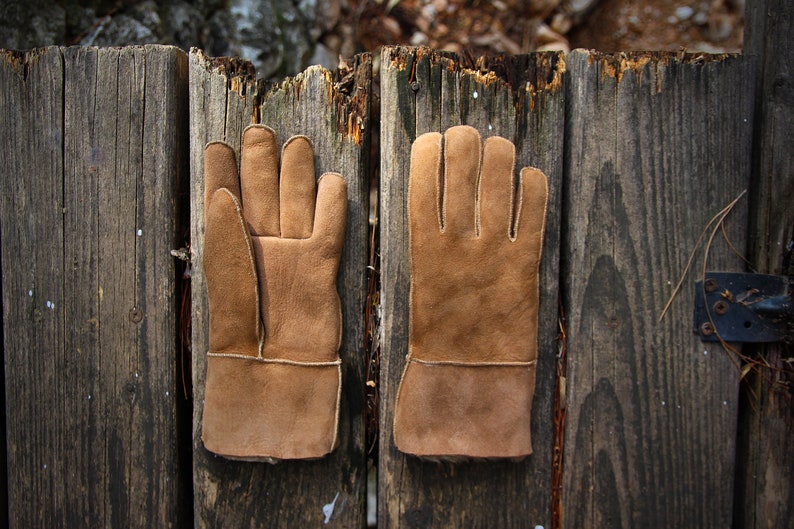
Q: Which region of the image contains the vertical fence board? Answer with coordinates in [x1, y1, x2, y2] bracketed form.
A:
[561, 50, 755, 529]
[736, 1, 794, 527]
[0, 38, 783, 529]
[0, 45, 188, 528]
[379, 46, 565, 529]
[189, 49, 370, 528]
[0, 46, 65, 529]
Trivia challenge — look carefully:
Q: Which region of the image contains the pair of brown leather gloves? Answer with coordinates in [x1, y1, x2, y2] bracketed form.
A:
[201, 125, 548, 461]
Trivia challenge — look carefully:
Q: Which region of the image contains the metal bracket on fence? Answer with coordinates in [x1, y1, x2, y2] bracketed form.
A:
[693, 272, 793, 343]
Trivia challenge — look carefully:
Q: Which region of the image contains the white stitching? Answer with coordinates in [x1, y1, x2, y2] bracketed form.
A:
[207, 352, 341, 366]
[409, 356, 537, 367]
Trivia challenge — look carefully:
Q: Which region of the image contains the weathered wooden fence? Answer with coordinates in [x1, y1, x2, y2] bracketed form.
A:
[0, 0, 791, 527]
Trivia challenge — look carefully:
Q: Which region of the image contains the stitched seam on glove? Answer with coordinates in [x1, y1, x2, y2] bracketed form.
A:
[207, 352, 341, 366]
[408, 357, 537, 367]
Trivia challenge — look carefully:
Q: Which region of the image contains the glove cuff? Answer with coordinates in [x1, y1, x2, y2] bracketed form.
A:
[393, 355, 536, 459]
[202, 355, 341, 461]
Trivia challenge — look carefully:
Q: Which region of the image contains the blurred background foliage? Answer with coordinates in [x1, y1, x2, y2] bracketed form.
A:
[1, 0, 744, 80]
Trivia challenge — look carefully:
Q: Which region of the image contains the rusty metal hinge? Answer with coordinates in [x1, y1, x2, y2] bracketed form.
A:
[693, 272, 793, 343]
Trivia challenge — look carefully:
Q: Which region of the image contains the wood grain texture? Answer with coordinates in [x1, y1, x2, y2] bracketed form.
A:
[561, 50, 754, 529]
[735, 2, 794, 528]
[379, 46, 564, 529]
[189, 49, 371, 528]
[0, 45, 188, 528]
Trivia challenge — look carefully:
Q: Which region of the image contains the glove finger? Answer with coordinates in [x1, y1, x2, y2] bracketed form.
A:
[312, 172, 347, 256]
[478, 136, 516, 240]
[408, 132, 443, 236]
[443, 125, 481, 237]
[514, 167, 549, 261]
[204, 141, 240, 219]
[280, 135, 317, 239]
[241, 125, 280, 236]
[203, 188, 261, 356]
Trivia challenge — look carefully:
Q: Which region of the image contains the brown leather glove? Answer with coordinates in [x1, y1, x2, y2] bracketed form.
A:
[201, 125, 347, 461]
[393, 125, 548, 459]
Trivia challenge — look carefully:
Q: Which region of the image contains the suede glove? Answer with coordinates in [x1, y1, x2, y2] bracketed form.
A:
[201, 125, 347, 461]
[393, 125, 548, 459]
